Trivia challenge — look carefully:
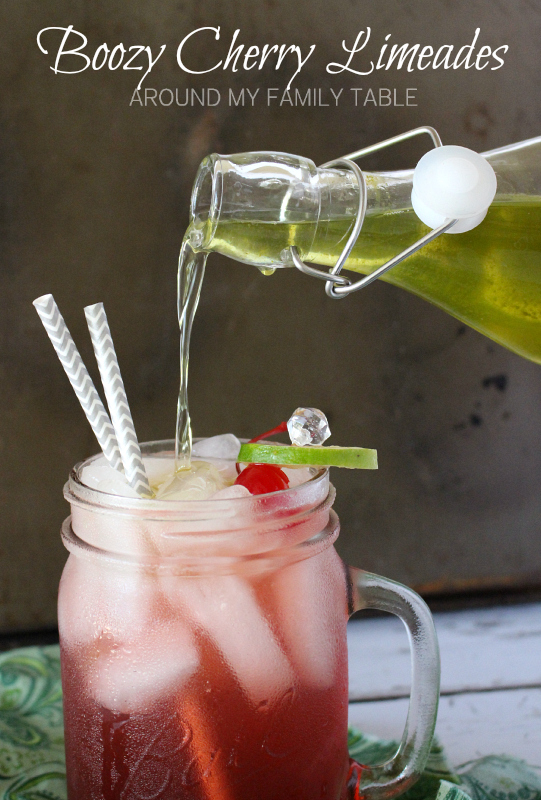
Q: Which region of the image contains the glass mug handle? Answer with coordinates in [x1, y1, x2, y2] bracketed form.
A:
[345, 566, 441, 800]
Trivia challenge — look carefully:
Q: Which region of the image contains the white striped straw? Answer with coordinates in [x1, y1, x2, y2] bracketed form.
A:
[84, 303, 152, 498]
[33, 294, 124, 473]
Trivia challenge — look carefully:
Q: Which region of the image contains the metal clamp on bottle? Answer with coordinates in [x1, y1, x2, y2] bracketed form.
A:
[290, 126, 497, 299]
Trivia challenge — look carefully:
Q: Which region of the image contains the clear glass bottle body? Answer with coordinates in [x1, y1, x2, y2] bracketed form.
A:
[189, 138, 541, 363]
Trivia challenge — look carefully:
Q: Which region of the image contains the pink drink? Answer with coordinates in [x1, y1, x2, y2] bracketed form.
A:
[59, 443, 350, 800]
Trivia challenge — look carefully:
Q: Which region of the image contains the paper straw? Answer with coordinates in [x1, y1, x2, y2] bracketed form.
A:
[33, 294, 123, 472]
[84, 303, 151, 498]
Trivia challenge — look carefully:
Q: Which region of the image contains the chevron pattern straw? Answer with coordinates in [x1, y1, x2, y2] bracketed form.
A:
[33, 294, 124, 473]
[84, 303, 152, 498]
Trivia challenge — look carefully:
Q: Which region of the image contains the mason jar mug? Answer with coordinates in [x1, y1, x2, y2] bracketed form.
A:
[59, 440, 440, 800]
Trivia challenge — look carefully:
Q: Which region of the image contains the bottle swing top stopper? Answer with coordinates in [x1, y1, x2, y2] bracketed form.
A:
[290, 126, 499, 297]
[411, 145, 497, 234]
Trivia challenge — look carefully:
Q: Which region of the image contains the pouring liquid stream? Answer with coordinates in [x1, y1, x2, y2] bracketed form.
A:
[175, 237, 207, 469]
[175, 231, 273, 468]
[176, 194, 541, 465]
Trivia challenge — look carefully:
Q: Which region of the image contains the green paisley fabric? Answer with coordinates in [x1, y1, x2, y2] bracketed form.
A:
[0, 646, 65, 800]
[0, 646, 539, 800]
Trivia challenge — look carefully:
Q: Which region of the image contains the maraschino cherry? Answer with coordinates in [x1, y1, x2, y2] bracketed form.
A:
[235, 463, 289, 495]
[235, 420, 290, 495]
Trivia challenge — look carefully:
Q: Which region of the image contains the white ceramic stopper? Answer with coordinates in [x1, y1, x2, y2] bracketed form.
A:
[411, 145, 497, 234]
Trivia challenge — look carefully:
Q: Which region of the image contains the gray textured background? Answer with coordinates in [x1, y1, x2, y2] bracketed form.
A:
[1, 1, 540, 630]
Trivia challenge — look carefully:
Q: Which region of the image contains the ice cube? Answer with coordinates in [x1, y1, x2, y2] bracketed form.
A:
[287, 408, 331, 447]
[211, 484, 251, 500]
[58, 554, 154, 650]
[269, 547, 347, 688]
[154, 461, 227, 501]
[174, 576, 294, 705]
[209, 459, 239, 483]
[58, 556, 101, 648]
[82, 463, 140, 498]
[192, 434, 241, 461]
[281, 466, 314, 488]
[90, 618, 199, 713]
[143, 456, 177, 485]
[59, 551, 199, 713]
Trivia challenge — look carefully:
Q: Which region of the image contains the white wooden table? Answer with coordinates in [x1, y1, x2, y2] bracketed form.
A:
[347, 602, 541, 765]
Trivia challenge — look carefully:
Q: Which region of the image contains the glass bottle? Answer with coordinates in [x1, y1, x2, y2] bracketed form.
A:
[186, 137, 541, 363]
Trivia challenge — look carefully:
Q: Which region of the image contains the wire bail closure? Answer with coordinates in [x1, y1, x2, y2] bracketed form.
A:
[290, 126, 459, 299]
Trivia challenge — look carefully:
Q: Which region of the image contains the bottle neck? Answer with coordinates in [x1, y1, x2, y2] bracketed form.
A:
[187, 151, 415, 269]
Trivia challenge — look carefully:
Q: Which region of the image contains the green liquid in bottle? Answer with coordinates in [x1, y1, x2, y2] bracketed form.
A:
[204, 196, 541, 363]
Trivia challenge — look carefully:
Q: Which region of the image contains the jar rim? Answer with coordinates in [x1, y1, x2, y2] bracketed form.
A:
[65, 438, 329, 522]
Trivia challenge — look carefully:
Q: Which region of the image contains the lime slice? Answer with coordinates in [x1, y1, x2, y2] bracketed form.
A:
[238, 443, 378, 470]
